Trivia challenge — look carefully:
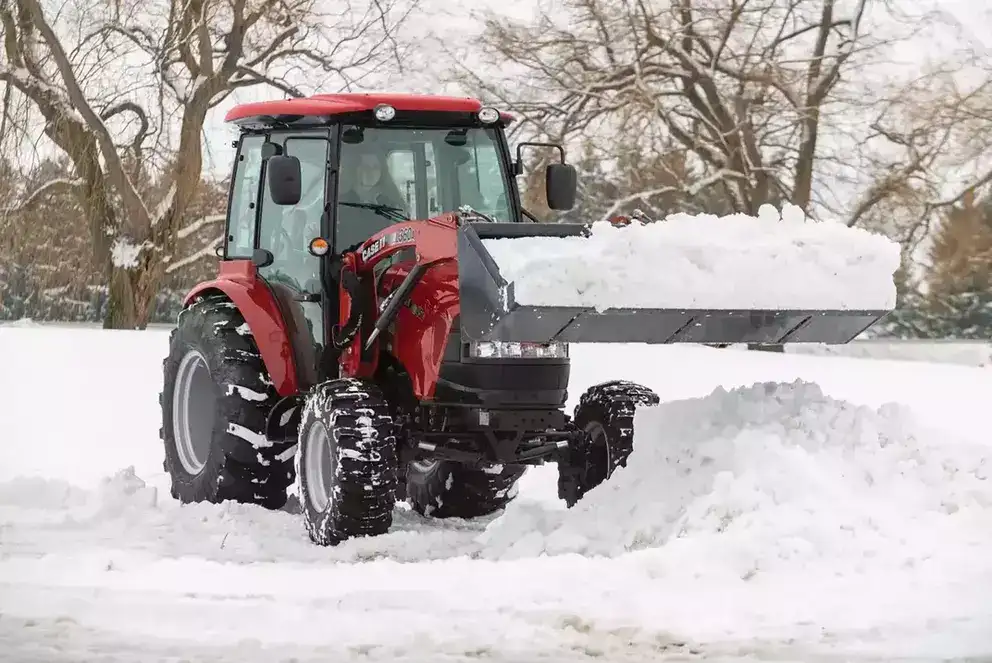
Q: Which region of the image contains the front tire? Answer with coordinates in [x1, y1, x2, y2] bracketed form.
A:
[160, 294, 295, 509]
[406, 461, 525, 519]
[296, 378, 398, 545]
[557, 380, 659, 507]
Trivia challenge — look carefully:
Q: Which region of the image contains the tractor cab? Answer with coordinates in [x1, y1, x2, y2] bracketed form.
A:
[218, 93, 577, 389]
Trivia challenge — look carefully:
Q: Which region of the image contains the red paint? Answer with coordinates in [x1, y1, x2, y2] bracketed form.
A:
[183, 260, 300, 397]
[354, 214, 457, 270]
[224, 92, 515, 124]
[337, 216, 461, 399]
[385, 260, 460, 399]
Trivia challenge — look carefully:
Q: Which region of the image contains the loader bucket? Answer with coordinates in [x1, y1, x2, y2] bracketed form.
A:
[456, 222, 890, 345]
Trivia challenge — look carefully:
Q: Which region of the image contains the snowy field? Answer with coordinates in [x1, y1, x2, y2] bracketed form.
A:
[784, 340, 992, 367]
[1, 326, 991, 661]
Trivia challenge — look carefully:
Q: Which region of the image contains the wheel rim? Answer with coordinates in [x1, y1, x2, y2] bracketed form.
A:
[172, 350, 216, 475]
[304, 421, 335, 512]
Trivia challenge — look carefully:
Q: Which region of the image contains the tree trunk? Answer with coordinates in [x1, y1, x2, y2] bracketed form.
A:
[102, 259, 156, 330]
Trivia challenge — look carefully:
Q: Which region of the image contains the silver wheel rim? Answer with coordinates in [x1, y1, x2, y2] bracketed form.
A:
[304, 422, 335, 512]
[172, 350, 216, 475]
[585, 420, 610, 467]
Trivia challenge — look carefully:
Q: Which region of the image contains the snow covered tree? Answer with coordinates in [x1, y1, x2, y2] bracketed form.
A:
[0, 0, 416, 328]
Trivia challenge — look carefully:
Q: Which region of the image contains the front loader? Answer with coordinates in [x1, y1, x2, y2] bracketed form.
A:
[160, 93, 891, 545]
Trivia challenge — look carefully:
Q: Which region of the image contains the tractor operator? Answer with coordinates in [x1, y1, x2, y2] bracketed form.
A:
[335, 142, 407, 251]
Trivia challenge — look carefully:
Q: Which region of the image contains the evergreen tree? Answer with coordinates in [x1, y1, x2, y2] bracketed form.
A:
[920, 190, 992, 338]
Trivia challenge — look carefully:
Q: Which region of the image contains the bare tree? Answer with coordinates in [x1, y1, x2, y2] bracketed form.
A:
[452, 0, 991, 232]
[0, 0, 416, 328]
[842, 54, 992, 252]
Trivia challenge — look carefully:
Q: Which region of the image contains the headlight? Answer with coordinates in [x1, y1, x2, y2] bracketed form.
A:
[468, 341, 568, 359]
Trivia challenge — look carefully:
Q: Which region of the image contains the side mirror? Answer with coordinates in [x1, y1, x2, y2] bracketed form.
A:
[267, 155, 301, 206]
[546, 163, 577, 211]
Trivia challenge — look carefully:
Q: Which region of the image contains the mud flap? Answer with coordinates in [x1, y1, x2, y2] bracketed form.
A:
[457, 222, 890, 345]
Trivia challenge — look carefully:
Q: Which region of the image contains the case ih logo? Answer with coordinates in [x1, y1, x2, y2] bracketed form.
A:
[361, 236, 386, 262]
[360, 227, 415, 262]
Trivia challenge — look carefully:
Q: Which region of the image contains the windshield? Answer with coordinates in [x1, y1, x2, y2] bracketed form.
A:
[334, 125, 513, 250]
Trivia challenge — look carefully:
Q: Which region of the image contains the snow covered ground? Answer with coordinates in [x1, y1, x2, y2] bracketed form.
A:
[784, 339, 992, 367]
[1, 325, 991, 661]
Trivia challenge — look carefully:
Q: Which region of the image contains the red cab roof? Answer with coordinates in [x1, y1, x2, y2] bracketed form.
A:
[224, 92, 514, 124]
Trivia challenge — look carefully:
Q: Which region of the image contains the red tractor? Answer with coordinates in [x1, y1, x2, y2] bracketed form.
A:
[160, 93, 889, 545]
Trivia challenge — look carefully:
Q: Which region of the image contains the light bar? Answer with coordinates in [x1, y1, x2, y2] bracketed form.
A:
[468, 341, 568, 359]
[374, 104, 396, 121]
[478, 107, 500, 124]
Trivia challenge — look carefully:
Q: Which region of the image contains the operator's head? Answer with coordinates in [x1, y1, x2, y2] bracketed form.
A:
[355, 151, 383, 189]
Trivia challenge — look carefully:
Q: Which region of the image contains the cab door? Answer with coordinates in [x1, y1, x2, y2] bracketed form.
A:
[256, 131, 333, 388]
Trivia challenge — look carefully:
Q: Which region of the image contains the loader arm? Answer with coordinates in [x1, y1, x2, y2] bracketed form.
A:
[336, 212, 462, 386]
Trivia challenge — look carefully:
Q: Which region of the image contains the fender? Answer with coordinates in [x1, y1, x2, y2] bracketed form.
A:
[183, 260, 299, 397]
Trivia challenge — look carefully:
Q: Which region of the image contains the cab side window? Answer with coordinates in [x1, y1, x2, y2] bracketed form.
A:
[256, 135, 328, 291]
[226, 135, 264, 257]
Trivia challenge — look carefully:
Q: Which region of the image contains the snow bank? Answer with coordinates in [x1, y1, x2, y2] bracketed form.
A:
[0, 326, 170, 486]
[785, 339, 992, 367]
[482, 204, 901, 311]
[479, 380, 992, 580]
[0, 317, 40, 327]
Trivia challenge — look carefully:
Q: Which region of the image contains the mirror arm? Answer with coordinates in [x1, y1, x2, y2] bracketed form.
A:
[515, 142, 567, 171]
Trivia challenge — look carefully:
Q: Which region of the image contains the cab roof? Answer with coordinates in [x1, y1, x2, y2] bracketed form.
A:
[224, 92, 514, 125]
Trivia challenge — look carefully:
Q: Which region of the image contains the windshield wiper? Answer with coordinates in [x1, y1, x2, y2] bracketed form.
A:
[339, 201, 409, 222]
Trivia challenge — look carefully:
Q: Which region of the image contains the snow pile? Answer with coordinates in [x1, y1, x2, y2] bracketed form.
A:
[479, 380, 992, 580]
[0, 467, 158, 519]
[482, 204, 901, 310]
[0, 317, 39, 327]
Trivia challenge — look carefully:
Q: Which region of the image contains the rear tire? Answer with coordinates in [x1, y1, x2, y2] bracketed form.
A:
[557, 380, 659, 507]
[406, 461, 525, 519]
[160, 294, 295, 509]
[296, 378, 398, 545]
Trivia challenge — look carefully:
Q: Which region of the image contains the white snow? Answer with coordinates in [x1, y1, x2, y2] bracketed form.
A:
[226, 383, 268, 401]
[785, 339, 992, 367]
[110, 237, 147, 269]
[1, 325, 991, 660]
[482, 205, 902, 311]
[151, 182, 177, 226]
[227, 421, 272, 448]
[480, 380, 992, 571]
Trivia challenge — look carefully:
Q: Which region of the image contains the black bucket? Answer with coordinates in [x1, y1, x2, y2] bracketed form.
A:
[456, 222, 890, 345]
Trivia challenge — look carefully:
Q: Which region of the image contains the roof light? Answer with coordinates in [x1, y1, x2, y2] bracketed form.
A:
[478, 107, 500, 124]
[374, 104, 396, 121]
